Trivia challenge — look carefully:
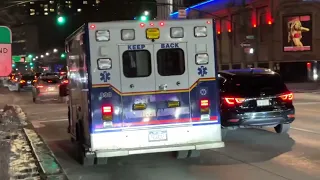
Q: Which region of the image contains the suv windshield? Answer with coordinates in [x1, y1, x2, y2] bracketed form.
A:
[224, 74, 288, 97]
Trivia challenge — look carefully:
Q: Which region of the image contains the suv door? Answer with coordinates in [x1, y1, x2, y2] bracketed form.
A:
[119, 44, 156, 126]
[154, 42, 191, 122]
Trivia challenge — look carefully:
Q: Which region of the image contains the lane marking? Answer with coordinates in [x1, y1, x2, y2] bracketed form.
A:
[294, 102, 320, 105]
[291, 127, 320, 135]
[28, 109, 66, 115]
[36, 118, 68, 123]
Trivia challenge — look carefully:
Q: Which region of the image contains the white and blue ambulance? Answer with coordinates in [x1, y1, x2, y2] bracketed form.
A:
[62, 19, 224, 165]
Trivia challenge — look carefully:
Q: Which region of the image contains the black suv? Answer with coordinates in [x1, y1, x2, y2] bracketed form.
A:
[218, 68, 295, 134]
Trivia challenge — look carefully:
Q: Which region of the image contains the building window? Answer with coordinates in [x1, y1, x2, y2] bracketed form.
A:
[49, 1, 54, 4]
[221, 64, 229, 70]
[257, 62, 269, 68]
[259, 12, 267, 42]
[157, 49, 185, 76]
[122, 50, 152, 78]
[232, 64, 241, 69]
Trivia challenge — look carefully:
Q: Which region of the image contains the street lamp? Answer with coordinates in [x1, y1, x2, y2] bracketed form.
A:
[144, 11, 149, 16]
[40, 55, 44, 58]
[46, 52, 50, 56]
[36, 56, 38, 59]
[53, 48, 58, 53]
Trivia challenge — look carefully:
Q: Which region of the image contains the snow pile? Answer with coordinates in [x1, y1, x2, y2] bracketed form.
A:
[0, 104, 40, 179]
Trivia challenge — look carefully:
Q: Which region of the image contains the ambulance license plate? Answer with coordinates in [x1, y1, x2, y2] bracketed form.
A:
[148, 130, 167, 142]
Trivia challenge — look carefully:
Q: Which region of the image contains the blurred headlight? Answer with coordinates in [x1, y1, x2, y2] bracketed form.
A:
[97, 58, 112, 70]
[194, 26, 207, 37]
[121, 29, 135, 41]
[196, 53, 209, 65]
[170, 27, 184, 38]
[96, 30, 110, 41]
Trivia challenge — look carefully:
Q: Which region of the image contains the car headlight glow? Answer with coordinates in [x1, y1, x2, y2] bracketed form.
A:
[121, 29, 135, 41]
[196, 53, 209, 65]
[170, 27, 184, 38]
[96, 30, 110, 41]
[194, 26, 207, 37]
[97, 58, 112, 70]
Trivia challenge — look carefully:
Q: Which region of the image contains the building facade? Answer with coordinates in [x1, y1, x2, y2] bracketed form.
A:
[170, 0, 320, 82]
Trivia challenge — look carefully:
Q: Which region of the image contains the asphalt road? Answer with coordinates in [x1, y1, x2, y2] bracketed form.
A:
[1, 87, 320, 180]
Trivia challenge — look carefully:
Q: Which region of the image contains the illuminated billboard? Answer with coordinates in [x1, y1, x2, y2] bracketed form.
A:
[283, 15, 312, 52]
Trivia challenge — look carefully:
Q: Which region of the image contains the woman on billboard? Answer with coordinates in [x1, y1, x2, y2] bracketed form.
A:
[287, 19, 310, 47]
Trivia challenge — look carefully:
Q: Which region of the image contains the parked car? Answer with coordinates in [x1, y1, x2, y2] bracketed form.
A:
[218, 68, 295, 136]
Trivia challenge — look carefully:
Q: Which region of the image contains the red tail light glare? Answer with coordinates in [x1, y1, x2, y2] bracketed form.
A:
[37, 85, 43, 88]
[62, 80, 69, 84]
[150, 22, 154, 26]
[89, 24, 96, 29]
[20, 80, 25, 83]
[253, 24, 257, 28]
[206, 20, 211, 24]
[102, 105, 113, 120]
[200, 99, 210, 108]
[224, 97, 245, 105]
[268, 20, 272, 25]
[279, 92, 293, 101]
[217, 31, 221, 34]
[140, 23, 145, 27]
[159, 22, 164, 26]
[228, 29, 232, 32]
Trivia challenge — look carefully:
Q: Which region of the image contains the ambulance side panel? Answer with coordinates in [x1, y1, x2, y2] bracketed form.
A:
[65, 26, 91, 146]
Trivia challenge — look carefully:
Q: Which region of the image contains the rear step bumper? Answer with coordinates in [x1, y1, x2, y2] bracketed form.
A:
[221, 109, 295, 127]
[94, 142, 225, 158]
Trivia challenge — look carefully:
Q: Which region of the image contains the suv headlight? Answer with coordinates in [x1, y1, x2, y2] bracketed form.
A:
[97, 58, 112, 70]
[121, 29, 135, 41]
[170, 27, 184, 38]
[96, 30, 110, 41]
[196, 53, 209, 65]
[194, 26, 207, 37]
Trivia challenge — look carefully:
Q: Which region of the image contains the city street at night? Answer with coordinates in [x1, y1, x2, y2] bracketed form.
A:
[1, 87, 320, 180]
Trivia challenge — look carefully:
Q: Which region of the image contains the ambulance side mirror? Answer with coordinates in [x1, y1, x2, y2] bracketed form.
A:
[59, 84, 69, 97]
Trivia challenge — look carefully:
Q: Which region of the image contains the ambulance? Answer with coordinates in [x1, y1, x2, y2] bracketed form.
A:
[61, 19, 224, 165]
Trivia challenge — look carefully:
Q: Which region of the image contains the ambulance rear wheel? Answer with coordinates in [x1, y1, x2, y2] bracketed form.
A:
[75, 122, 95, 166]
[174, 150, 200, 159]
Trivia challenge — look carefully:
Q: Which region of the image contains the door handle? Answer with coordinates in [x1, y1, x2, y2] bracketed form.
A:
[159, 84, 167, 91]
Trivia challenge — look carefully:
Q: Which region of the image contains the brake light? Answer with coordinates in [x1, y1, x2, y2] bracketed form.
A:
[48, 80, 52, 83]
[33, 80, 37, 83]
[62, 80, 69, 84]
[224, 97, 245, 105]
[37, 85, 43, 88]
[102, 105, 113, 120]
[279, 92, 293, 101]
[200, 99, 210, 114]
[20, 80, 25, 83]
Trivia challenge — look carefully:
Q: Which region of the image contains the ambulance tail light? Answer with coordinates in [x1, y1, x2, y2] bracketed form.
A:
[196, 53, 209, 65]
[97, 58, 112, 70]
[200, 99, 210, 114]
[102, 105, 113, 121]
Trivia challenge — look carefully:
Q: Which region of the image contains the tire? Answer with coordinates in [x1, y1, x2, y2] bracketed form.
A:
[75, 122, 95, 166]
[274, 124, 290, 134]
[221, 128, 228, 139]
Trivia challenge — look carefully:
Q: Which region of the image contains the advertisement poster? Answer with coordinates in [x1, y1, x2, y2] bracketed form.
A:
[283, 15, 312, 52]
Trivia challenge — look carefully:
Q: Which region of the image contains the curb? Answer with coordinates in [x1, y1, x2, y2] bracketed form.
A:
[4, 104, 68, 180]
[23, 128, 68, 180]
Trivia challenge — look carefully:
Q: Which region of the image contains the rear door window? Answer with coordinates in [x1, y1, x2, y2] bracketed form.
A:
[122, 50, 151, 78]
[225, 74, 288, 96]
[157, 48, 185, 76]
[22, 76, 34, 81]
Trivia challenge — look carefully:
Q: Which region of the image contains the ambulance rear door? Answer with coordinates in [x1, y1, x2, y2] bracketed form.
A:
[118, 44, 156, 127]
[154, 42, 191, 123]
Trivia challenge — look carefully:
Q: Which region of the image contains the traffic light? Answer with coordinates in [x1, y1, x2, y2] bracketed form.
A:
[27, 54, 33, 59]
[30, 62, 33, 66]
[139, 15, 148, 21]
[57, 16, 66, 25]
[60, 53, 66, 59]
[12, 63, 15, 67]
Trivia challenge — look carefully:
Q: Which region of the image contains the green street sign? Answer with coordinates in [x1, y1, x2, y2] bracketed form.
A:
[0, 26, 12, 76]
